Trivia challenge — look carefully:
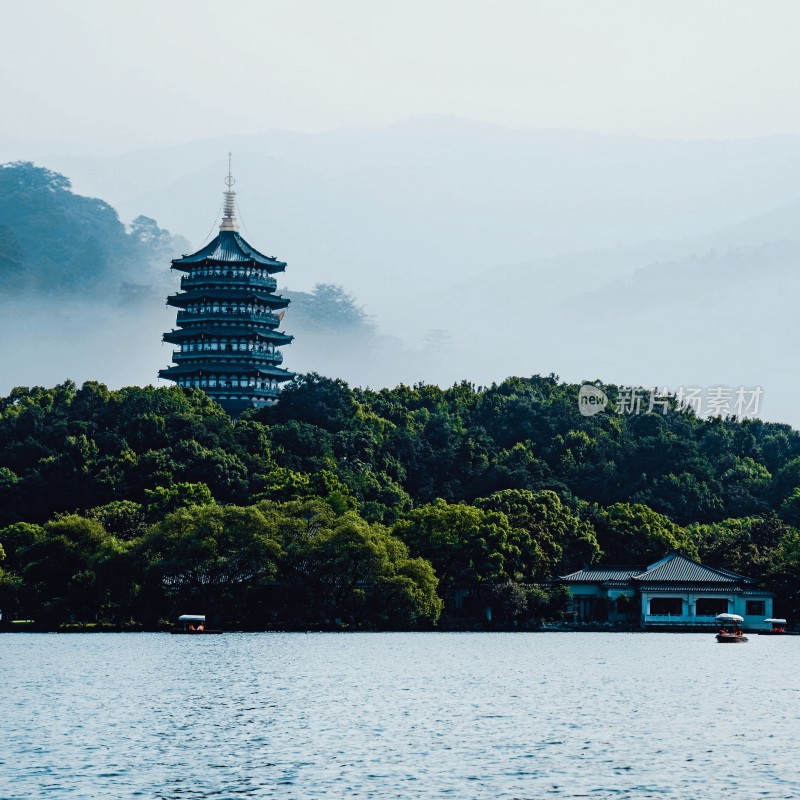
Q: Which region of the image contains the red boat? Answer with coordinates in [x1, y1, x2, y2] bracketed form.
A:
[715, 613, 748, 643]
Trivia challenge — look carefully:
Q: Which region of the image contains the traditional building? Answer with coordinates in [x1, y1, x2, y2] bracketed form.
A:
[560, 552, 774, 630]
[159, 162, 294, 417]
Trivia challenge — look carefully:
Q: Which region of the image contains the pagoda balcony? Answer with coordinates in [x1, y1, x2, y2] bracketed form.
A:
[173, 348, 284, 364]
[195, 385, 280, 400]
[176, 309, 282, 326]
[180, 273, 278, 291]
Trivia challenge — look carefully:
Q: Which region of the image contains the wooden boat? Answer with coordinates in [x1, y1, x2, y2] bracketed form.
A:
[170, 614, 223, 635]
[715, 613, 747, 643]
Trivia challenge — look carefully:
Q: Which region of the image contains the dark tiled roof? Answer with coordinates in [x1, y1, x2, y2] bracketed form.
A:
[167, 289, 290, 308]
[159, 363, 294, 379]
[163, 327, 292, 344]
[173, 231, 286, 268]
[633, 553, 751, 585]
[560, 553, 761, 590]
[559, 566, 645, 584]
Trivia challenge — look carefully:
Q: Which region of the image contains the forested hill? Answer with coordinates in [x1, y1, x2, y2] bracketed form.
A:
[0, 161, 185, 297]
[1, 375, 799, 629]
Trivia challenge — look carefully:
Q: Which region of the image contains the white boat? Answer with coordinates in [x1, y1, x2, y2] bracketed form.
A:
[758, 618, 794, 635]
[715, 613, 747, 643]
[170, 614, 223, 635]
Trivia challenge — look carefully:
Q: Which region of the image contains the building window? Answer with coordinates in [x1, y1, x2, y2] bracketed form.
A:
[746, 600, 766, 616]
[649, 597, 683, 616]
[696, 598, 729, 617]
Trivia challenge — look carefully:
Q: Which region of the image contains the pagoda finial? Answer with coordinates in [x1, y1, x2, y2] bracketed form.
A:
[220, 151, 239, 232]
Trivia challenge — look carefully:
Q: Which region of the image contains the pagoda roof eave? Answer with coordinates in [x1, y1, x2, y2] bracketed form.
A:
[166, 290, 290, 308]
[159, 364, 295, 379]
[172, 230, 286, 270]
[163, 327, 293, 344]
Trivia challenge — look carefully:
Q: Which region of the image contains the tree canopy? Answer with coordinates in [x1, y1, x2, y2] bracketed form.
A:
[1, 373, 800, 627]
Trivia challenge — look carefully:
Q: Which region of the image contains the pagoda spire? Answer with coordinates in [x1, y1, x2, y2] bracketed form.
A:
[220, 151, 239, 231]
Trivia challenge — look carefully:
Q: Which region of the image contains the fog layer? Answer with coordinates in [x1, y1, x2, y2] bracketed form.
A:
[2, 120, 799, 425]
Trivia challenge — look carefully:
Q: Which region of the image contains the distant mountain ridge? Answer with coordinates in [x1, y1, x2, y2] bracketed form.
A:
[2, 119, 799, 425]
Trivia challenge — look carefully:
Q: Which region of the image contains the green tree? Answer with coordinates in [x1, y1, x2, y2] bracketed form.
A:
[591, 502, 697, 564]
[142, 504, 283, 623]
[286, 512, 441, 627]
[475, 489, 600, 578]
[0, 521, 43, 572]
[19, 515, 107, 625]
[693, 514, 790, 584]
[143, 482, 214, 522]
[393, 500, 523, 594]
[254, 468, 357, 514]
[86, 500, 147, 540]
[255, 372, 357, 433]
[633, 472, 724, 525]
[779, 487, 800, 527]
[765, 525, 800, 620]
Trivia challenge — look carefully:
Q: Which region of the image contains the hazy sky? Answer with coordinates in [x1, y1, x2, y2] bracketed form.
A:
[5, 0, 800, 154]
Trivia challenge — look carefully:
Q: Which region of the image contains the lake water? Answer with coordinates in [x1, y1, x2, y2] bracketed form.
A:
[1, 632, 798, 799]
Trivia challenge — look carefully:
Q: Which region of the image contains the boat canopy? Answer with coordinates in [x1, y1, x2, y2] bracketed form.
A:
[716, 613, 744, 622]
[178, 615, 206, 622]
[765, 618, 787, 624]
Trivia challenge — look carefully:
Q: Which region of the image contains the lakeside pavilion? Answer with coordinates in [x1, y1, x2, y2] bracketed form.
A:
[559, 551, 774, 630]
[159, 158, 294, 417]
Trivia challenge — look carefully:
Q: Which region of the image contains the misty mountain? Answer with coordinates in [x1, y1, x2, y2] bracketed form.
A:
[281, 283, 428, 388]
[0, 163, 417, 392]
[28, 118, 800, 306]
[701, 198, 800, 251]
[2, 119, 800, 425]
[0, 162, 184, 301]
[449, 239, 800, 428]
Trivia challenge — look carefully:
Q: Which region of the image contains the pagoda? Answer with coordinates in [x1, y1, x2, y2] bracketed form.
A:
[159, 160, 294, 417]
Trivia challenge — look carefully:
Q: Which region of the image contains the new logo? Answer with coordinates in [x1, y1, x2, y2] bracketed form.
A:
[578, 383, 608, 417]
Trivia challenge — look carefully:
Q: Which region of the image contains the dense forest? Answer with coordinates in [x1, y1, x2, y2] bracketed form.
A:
[1, 164, 798, 630]
[1, 375, 799, 630]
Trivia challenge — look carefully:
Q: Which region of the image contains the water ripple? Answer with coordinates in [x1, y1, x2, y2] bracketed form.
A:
[1, 632, 798, 799]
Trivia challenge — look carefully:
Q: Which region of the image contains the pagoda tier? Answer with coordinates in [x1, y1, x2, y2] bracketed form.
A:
[159, 168, 294, 417]
[160, 363, 289, 378]
[166, 289, 290, 308]
[163, 326, 292, 345]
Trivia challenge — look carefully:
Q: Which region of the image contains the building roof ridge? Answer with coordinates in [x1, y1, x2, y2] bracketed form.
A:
[558, 564, 647, 581]
[632, 551, 751, 583]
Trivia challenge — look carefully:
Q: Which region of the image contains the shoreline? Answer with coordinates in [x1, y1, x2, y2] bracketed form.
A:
[3, 624, 773, 635]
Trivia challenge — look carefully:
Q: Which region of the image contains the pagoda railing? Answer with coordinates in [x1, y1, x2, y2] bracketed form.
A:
[180, 274, 278, 291]
[173, 349, 284, 364]
[176, 310, 282, 326]
[198, 385, 280, 398]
